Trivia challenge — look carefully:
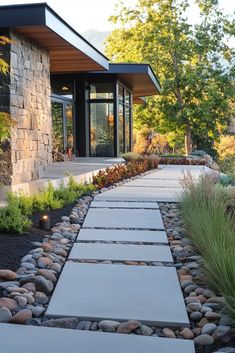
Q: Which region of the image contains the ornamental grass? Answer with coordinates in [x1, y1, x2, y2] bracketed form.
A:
[179, 173, 235, 324]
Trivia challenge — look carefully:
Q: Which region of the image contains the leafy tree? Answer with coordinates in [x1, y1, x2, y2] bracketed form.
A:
[105, 0, 235, 155]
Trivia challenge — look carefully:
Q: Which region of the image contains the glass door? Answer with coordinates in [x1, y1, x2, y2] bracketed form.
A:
[51, 100, 74, 154]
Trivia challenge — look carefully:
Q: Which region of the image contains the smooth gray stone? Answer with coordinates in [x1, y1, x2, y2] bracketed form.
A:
[94, 187, 181, 202]
[83, 208, 164, 229]
[46, 263, 189, 327]
[77, 229, 168, 244]
[69, 243, 173, 263]
[0, 324, 195, 353]
[90, 201, 159, 209]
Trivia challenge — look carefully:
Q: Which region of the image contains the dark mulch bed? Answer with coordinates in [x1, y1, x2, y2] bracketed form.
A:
[0, 203, 74, 272]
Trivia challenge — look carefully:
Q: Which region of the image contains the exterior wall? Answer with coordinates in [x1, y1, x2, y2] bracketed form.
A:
[9, 31, 52, 185]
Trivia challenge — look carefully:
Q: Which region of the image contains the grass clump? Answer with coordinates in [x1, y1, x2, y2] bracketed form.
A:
[179, 173, 235, 324]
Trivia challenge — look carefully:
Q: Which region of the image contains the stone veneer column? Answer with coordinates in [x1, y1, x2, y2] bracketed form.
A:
[9, 31, 52, 185]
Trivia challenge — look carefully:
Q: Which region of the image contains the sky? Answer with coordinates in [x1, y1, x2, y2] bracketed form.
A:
[0, 0, 234, 33]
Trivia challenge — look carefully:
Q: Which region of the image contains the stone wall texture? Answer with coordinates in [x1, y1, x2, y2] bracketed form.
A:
[9, 31, 52, 185]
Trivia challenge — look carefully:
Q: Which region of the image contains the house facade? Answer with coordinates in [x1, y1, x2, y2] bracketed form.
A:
[0, 3, 161, 190]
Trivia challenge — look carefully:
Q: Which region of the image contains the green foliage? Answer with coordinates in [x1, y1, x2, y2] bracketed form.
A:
[180, 174, 235, 323]
[54, 175, 95, 204]
[121, 152, 142, 161]
[218, 174, 233, 187]
[219, 156, 235, 178]
[0, 197, 32, 234]
[105, 0, 235, 155]
[190, 150, 207, 157]
[2, 176, 95, 234]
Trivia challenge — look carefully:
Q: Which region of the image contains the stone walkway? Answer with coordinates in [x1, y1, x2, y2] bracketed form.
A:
[0, 165, 212, 352]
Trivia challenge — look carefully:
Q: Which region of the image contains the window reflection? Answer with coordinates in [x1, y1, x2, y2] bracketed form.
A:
[90, 103, 114, 157]
[119, 104, 124, 154]
[52, 101, 64, 152]
[90, 83, 114, 100]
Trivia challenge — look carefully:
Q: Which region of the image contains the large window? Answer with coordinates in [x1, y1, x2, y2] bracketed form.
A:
[51, 75, 75, 154]
[89, 82, 115, 157]
[118, 84, 132, 153]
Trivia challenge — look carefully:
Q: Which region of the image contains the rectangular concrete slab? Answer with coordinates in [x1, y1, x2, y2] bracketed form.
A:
[123, 179, 182, 188]
[77, 229, 168, 244]
[90, 201, 159, 209]
[94, 187, 181, 202]
[69, 243, 173, 262]
[46, 262, 190, 327]
[83, 208, 164, 229]
[143, 166, 212, 180]
[0, 324, 195, 353]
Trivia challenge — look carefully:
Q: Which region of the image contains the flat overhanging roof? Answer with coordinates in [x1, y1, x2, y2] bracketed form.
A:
[92, 63, 162, 103]
[0, 3, 109, 72]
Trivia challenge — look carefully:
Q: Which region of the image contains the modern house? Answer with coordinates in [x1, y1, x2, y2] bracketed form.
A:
[0, 3, 161, 192]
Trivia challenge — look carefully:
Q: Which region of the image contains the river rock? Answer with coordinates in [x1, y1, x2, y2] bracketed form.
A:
[76, 320, 92, 330]
[0, 270, 16, 281]
[194, 334, 214, 346]
[41, 318, 78, 329]
[180, 328, 194, 339]
[139, 324, 153, 336]
[98, 320, 120, 332]
[10, 309, 32, 324]
[117, 320, 141, 334]
[37, 269, 57, 283]
[0, 307, 12, 322]
[0, 298, 18, 310]
[162, 328, 176, 338]
[201, 323, 217, 335]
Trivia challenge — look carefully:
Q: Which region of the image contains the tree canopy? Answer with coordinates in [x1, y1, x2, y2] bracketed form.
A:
[105, 0, 235, 155]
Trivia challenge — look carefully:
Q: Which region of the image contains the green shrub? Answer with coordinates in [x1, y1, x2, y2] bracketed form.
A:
[190, 150, 207, 157]
[0, 198, 31, 233]
[218, 156, 235, 179]
[121, 152, 141, 162]
[218, 174, 233, 187]
[179, 174, 235, 323]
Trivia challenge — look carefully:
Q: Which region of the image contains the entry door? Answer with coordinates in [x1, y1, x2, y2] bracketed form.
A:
[52, 100, 74, 153]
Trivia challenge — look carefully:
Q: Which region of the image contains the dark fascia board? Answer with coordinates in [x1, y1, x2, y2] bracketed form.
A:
[0, 2, 109, 70]
[89, 63, 162, 94]
[109, 63, 162, 94]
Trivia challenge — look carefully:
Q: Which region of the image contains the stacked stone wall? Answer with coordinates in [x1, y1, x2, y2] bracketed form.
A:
[10, 31, 52, 185]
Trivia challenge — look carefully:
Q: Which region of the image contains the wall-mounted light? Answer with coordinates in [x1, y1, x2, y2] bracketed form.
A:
[39, 214, 50, 230]
[62, 86, 69, 91]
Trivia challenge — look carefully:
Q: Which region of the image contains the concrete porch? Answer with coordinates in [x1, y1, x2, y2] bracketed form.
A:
[0, 157, 123, 202]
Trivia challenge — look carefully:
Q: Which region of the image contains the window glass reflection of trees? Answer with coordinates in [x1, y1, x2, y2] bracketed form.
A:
[90, 103, 114, 157]
[66, 104, 74, 149]
[52, 102, 64, 152]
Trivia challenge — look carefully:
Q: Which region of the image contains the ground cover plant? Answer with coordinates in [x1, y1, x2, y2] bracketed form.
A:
[0, 175, 95, 234]
[179, 173, 235, 323]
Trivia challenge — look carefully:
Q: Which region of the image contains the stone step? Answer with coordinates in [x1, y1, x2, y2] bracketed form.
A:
[90, 201, 159, 209]
[94, 187, 181, 202]
[76, 229, 168, 244]
[0, 323, 195, 353]
[46, 262, 189, 327]
[69, 243, 173, 263]
[83, 208, 164, 229]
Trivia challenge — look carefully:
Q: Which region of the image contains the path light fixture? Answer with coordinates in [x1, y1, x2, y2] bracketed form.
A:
[39, 214, 51, 230]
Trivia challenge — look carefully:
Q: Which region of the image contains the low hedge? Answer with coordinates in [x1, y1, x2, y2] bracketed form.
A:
[93, 157, 159, 189]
